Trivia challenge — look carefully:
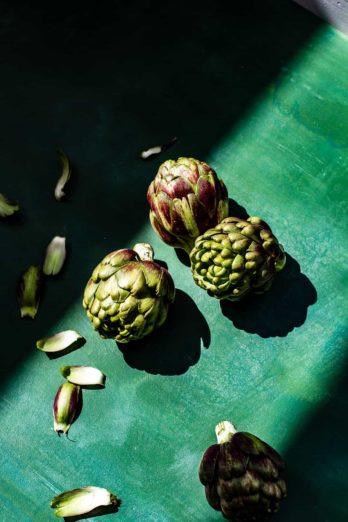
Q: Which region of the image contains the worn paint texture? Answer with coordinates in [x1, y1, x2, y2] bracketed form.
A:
[0, 3, 347, 521]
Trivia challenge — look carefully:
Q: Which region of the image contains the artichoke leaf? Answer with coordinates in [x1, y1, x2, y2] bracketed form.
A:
[50, 486, 118, 517]
[36, 330, 86, 353]
[54, 149, 71, 201]
[0, 193, 19, 217]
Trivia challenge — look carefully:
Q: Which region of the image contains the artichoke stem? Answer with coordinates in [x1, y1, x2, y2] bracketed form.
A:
[133, 243, 154, 261]
[215, 420, 237, 444]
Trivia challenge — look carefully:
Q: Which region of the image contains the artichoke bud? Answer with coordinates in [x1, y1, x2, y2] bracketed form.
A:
[147, 157, 229, 253]
[50, 486, 119, 518]
[191, 216, 286, 301]
[53, 382, 81, 435]
[199, 421, 287, 521]
[17, 265, 41, 319]
[83, 244, 175, 342]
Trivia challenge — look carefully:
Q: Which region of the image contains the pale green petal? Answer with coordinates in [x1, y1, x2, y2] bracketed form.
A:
[0, 193, 19, 217]
[43, 236, 66, 276]
[61, 366, 106, 387]
[36, 330, 85, 353]
[51, 486, 116, 517]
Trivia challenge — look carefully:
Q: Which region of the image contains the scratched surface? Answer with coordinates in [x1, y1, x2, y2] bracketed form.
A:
[0, 3, 348, 522]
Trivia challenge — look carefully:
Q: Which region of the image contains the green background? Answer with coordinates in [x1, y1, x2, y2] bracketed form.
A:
[1, 2, 347, 521]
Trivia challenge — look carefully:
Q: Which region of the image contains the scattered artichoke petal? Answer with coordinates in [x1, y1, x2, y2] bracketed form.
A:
[61, 365, 106, 387]
[140, 137, 177, 159]
[53, 382, 81, 435]
[43, 236, 66, 276]
[0, 193, 19, 217]
[36, 330, 86, 353]
[50, 486, 118, 518]
[54, 149, 71, 201]
[17, 265, 41, 319]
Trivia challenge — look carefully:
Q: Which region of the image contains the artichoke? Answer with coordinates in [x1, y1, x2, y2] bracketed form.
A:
[147, 157, 228, 253]
[190, 216, 286, 301]
[199, 421, 287, 521]
[83, 243, 175, 343]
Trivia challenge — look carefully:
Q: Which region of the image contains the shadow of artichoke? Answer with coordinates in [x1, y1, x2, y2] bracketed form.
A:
[220, 253, 317, 337]
[117, 289, 210, 375]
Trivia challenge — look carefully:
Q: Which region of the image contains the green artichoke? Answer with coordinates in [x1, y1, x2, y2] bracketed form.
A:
[147, 157, 228, 253]
[83, 243, 175, 343]
[199, 421, 287, 521]
[190, 216, 286, 301]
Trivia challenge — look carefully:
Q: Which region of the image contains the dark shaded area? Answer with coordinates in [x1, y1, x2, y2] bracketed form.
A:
[79, 383, 105, 391]
[228, 198, 249, 221]
[0, 2, 320, 387]
[117, 289, 210, 375]
[175, 248, 191, 267]
[221, 254, 317, 337]
[277, 343, 348, 522]
[64, 498, 121, 521]
[153, 259, 168, 271]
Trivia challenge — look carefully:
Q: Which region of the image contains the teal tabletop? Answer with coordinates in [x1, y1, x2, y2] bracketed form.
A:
[0, 2, 347, 521]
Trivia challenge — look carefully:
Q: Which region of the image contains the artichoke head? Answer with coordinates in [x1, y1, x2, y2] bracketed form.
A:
[199, 421, 287, 521]
[147, 157, 228, 253]
[83, 243, 175, 343]
[190, 216, 286, 301]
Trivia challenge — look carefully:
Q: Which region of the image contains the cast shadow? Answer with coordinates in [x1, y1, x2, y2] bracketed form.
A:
[175, 248, 191, 267]
[117, 289, 210, 375]
[277, 343, 348, 522]
[0, 1, 321, 390]
[64, 499, 121, 521]
[0, 211, 26, 227]
[221, 254, 317, 337]
[228, 198, 249, 220]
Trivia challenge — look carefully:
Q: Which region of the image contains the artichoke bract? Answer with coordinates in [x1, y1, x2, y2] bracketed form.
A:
[199, 421, 287, 521]
[147, 157, 228, 253]
[83, 243, 175, 343]
[190, 216, 286, 301]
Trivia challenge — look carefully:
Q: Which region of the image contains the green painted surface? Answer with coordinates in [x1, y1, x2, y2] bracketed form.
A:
[0, 3, 347, 522]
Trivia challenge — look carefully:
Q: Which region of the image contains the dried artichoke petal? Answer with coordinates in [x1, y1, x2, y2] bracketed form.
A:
[54, 149, 71, 201]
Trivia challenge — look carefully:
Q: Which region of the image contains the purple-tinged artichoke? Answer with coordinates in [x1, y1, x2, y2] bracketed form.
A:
[190, 216, 286, 301]
[147, 157, 228, 253]
[53, 382, 81, 436]
[199, 421, 287, 521]
[83, 243, 175, 343]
